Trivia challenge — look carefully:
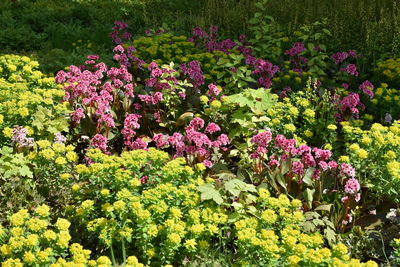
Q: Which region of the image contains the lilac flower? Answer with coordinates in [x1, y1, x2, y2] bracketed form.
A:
[359, 80, 374, 98]
[331, 51, 348, 64]
[284, 42, 305, 57]
[180, 61, 204, 88]
[54, 133, 67, 144]
[11, 126, 34, 148]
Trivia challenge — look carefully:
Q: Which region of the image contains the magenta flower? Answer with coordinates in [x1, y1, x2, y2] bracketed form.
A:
[90, 134, 108, 152]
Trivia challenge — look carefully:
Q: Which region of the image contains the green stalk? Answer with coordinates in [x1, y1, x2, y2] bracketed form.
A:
[122, 239, 127, 263]
[110, 245, 117, 266]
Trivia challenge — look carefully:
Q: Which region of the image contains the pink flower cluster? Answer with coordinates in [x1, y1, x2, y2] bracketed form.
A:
[90, 133, 108, 152]
[113, 44, 145, 69]
[121, 113, 143, 150]
[250, 131, 355, 183]
[341, 63, 359, 76]
[337, 92, 364, 121]
[145, 62, 185, 96]
[153, 118, 229, 167]
[250, 131, 362, 222]
[56, 54, 135, 133]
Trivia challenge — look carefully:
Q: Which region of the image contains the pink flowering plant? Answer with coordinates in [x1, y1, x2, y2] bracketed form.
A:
[56, 51, 193, 153]
[246, 129, 361, 229]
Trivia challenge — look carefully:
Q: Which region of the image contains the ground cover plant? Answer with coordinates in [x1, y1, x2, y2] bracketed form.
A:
[1, 0, 400, 266]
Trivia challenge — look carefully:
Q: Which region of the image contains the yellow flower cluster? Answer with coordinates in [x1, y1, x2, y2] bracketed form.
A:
[0, 206, 148, 267]
[0, 55, 70, 145]
[367, 83, 400, 120]
[35, 140, 78, 171]
[131, 33, 218, 70]
[376, 58, 400, 83]
[342, 120, 400, 202]
[263, 91, 336, 145]
[234, 188, 377, 266]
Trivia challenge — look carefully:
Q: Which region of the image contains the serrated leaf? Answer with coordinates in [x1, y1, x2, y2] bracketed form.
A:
[302, 221, 315, 232]
[324, 228, 336, 244]
[19, 165, 33, 178]
[197, 184, 223, 204]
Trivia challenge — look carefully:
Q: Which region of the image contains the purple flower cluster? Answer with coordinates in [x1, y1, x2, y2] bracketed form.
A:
[359, 80, 374, 98]
[284, 42, 305, 57]
[331, 50, 357, 64]
[251, 59, 280, 88]
[337, 92, 364, 120]
[54, 133, 67, 144]
[113, 44, 145, 69]
[189, 26, 237, 53]
[180, 61, 205, 88]
[110, 21, 132, 45]
[341, 64, 359, 76]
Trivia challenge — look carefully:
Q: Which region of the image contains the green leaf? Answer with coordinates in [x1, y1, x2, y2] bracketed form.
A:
[302, 221, 315, 232]
[231, 202, 243, 210]
[175, 112, 194, 127]
[324, 228, 336, 244]
[281, 160, 290, 175]
[302, 167, 315, 186]
[19, 165, 33, 178]
[315, 204, 332, 212]
[304, 188, 315, 209]
[247, 205, 257, 215]
[197, 184, 223, 205]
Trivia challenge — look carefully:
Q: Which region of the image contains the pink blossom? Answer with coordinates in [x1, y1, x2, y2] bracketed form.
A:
[207, 83, 221, 96]
[340, 163, 356, 178]
[292, 161, 305, 176]
[205, 123, 221, 134]
[71, 108, 85, 123]
[203, 160, 213, 168]
[344, 178, 360, 194]
[153, 133, 169, 148]
[90, 134, 108, 152]
[251, 131, 272, 147]
[188, 117, 205, 131]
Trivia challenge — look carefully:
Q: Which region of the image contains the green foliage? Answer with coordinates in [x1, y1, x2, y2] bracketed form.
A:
[214, 53, 256, 93]
[0, 146, 42, 223]
[265, 0, 400, 60]
[248, 0, 284, 61]
[218, 88, 277, 141]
